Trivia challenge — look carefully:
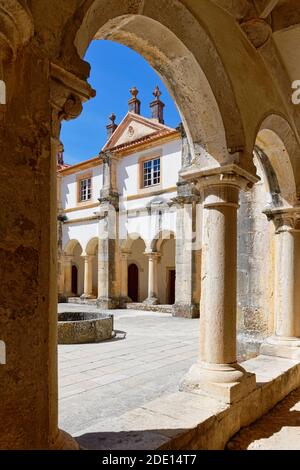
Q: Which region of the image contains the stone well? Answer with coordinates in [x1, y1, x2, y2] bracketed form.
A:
[58, 311, 114, 344]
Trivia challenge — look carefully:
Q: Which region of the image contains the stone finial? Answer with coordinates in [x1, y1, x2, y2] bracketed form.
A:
[128, 87, 141, 114]
[106, 112, 118, 139]
[150, 85, 165, 124]
[153, 85, 162, 100]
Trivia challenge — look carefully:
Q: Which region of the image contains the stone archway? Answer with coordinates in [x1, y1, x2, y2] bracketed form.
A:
[61, 0, 249, 168]
[255, 114, 300, 207]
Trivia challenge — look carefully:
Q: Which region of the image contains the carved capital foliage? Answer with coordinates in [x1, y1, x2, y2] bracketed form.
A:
[0, 0, 34, 61]
[50, 62, 95, 138]
[263, 207, 300, 233]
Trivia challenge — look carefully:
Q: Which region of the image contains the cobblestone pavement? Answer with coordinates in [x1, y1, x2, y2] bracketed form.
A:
[227, 387, 300, 450]
[58, 304, 199, 436]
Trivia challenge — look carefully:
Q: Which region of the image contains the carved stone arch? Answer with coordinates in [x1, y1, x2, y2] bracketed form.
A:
[121, 232, 145, 252]
[59, 0, 247, 166]
[85, 237, 98, 256]
[255, 114, 300, 206]
[151, 230, 175, 253]
[63, 239, 83, 256]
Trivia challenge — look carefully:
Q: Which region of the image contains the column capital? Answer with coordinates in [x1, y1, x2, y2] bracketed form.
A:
[263, 206, 300, 233]
[121, 251, 131, 259]
[144, 251, 161, 260]
[192, 165, 258, 209]
[50, 62, 95, 138]
[180, 164, 258, 190]
[82, 254, 95, 261]
[172, 181, 201, 206]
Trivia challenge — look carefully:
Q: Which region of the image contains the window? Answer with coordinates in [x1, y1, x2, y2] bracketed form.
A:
[79, 177, 92, 201]
[143, 157, 160, 187]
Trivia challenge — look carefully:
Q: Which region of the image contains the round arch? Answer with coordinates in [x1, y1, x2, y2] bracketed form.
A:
[255, 114, 300, 206]
[85, 237, 98, 255]
[61, 0, 247, 166]
[151, 230, 175, 252]
[121, 233, 146, 252]
[63, 239, 83, 256]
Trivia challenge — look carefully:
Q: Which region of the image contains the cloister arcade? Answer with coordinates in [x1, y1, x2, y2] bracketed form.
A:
[1, 0, 300, 450]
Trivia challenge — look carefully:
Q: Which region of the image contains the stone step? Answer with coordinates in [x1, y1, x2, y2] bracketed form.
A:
[126, 303, 173, 314]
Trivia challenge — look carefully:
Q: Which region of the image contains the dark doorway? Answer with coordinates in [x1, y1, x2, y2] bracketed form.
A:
[128, 263, 139, 302]
[168, 269, 176, 304]
[71, 265, 78, 295]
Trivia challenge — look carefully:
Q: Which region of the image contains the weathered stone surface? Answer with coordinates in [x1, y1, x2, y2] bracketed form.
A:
[58, 311, 114, 344]
[2, 0, 300, 451]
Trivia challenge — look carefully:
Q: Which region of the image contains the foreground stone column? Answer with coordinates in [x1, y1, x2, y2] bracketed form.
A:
[144, 252, 160, 305]
[261, 209, 300, 359]
[181, 167, 257, 403]
[120, 251, 131, 306]
[81, 255, 95, 299]
[172, 182, 200, 318]
[0, 47, 95, 447]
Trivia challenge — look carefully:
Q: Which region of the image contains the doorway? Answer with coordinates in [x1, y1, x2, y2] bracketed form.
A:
[71, 265, 78, 295]
[168, 269, 176, 305]
[128, 263, 139, 302]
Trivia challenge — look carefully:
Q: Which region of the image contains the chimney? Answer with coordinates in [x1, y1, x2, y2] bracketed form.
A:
[150, 85, 165, 124]
[128, 87, 141, 114]
[106, 112, 118, 139]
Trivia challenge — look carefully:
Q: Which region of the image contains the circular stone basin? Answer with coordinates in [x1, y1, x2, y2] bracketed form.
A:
[58, 311, 114, 344]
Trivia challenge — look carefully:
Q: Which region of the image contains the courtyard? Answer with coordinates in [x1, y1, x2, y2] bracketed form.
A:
[58, 304, 300, 450]
[58, 304, 199, 447]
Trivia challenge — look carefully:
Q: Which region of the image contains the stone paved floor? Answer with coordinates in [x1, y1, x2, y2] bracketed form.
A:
[59, 304, 300, 450]
[227, 387, 300, 450]
[58, 304, 199, 437]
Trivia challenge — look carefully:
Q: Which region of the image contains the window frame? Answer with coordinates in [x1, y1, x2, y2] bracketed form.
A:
[77, 172, 93, 205]
[139, 153, 162, 191]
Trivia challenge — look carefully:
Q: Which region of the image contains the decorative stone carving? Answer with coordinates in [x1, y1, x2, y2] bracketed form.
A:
[50, 62, 95, 138]
[240, 18, 272, 48]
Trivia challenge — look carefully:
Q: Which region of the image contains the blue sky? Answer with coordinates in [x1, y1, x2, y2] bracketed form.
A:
[61, 40, 181, 165]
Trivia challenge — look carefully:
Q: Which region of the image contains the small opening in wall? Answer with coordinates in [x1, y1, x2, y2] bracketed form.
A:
[0, 80, 6, 105]
[0, 340, 6, 364]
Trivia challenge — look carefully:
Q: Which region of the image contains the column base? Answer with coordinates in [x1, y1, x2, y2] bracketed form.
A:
[172, 302, 199, 318]
[80, 294, 96, 300]
[96, 296, 119, 309]
[260, 336, 300, 360]
[50, 429, 79, 450]
[180, 362, 256, 404]
[143, 297, 159, 306]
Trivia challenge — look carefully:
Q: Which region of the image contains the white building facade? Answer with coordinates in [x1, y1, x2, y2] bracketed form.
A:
[57, 88, 201, 317]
